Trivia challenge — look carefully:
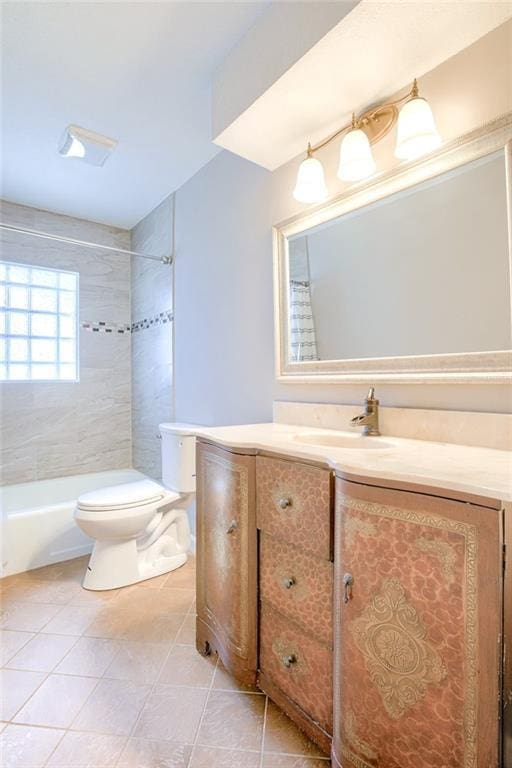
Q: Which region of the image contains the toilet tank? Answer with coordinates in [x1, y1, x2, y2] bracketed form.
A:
[159, 423, 199, 493]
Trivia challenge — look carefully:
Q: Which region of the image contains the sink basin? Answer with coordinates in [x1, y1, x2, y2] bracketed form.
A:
[293, 432, 395, 450]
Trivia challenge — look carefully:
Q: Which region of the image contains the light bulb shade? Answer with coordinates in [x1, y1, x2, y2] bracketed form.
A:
[293, 156, 328, 203]
[337, 128, 376, 182]
[395, 96, 441, 160]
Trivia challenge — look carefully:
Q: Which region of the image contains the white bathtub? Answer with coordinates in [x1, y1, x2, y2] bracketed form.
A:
[1, 469, 145, 577]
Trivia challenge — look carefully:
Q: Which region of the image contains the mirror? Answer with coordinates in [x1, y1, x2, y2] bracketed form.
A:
[274, 115, 512, 382]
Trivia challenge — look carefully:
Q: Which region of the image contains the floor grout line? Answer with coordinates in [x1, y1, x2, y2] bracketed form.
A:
[0, 571, 180, 765]
[3, 664, 56, 723]
[39, 579, 195, 767]
[2, 557, 330, 766]
[0, 632, 37, 666]
[2, 632, 83, 677]
[186, 652, 219, 768]
[39, 668, 106, 765]
[259, 693, 269, 768]
[110, 606, 194, 767]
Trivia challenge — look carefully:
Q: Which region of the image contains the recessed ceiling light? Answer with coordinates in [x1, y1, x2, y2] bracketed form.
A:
[58, 124, 117, 166]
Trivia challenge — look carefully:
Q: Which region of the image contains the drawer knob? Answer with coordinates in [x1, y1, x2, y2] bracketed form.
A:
[282, 577, 296, 590]
[282, 654, 297, 668]
[226, 520, 238, 535]
[278, 497, 292, 510]
[343, 572, 354, 604]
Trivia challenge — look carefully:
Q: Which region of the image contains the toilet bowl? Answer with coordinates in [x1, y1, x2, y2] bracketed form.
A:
[74, 423, 197, 590]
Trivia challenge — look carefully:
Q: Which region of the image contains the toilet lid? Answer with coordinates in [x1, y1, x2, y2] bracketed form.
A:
[77, 479, 168, 510]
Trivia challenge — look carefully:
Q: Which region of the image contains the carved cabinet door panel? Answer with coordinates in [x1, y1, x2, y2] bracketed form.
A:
[196, 441, 257, 684]
[333, 477, 503, 768]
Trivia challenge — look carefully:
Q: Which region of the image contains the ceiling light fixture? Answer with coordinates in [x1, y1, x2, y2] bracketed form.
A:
[58, 124, 118, 166]
[293, 79, 441, 203]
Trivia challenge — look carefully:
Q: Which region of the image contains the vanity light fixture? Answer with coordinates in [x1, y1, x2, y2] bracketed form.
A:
[293, 79, 441, 203]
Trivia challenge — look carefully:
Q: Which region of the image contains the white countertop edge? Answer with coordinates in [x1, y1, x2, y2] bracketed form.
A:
[192, 422, 512, 504]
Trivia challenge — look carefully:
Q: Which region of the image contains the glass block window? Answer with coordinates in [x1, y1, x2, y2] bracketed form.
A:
[0, 261, 79, 381]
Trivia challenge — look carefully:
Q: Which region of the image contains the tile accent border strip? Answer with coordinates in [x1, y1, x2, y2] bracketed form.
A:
[80, 321, 131, 334]
[80, 309, 173, 335]
[131, 310, 173, 333]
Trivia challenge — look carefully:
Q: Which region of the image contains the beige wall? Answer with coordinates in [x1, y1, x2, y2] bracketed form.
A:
[174, 21, 512, 426]
[0, 202, 132, 484]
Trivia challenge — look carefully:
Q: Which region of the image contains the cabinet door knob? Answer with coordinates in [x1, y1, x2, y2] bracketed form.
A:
[278, 497, 292, 510]
[226, 520, 238, 535]
[282, 577, 296, 589]
[343, 573, 354, 604]
[282, 654, 297, 668]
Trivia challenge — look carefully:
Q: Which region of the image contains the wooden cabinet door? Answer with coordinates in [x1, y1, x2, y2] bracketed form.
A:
[196, 441, 257, 684]
[333, 477, 503, 768]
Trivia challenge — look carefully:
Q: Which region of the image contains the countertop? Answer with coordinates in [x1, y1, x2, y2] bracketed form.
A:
[193, 422, 512, 503]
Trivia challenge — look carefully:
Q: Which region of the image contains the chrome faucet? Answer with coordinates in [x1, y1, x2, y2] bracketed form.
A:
[350, 387, 380, 436]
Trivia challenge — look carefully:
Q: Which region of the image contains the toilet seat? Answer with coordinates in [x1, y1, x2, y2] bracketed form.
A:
[77, 479, 178, 513]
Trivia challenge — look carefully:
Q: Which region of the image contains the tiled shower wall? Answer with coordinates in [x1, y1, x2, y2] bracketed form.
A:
[0, 201, 132, 484]
[130, 195, 174, 479]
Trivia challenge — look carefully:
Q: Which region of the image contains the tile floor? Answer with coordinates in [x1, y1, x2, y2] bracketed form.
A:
[0, 555, 330, 767]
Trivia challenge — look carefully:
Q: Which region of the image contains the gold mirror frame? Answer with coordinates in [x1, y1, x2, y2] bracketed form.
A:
[273, 113, 512, 384]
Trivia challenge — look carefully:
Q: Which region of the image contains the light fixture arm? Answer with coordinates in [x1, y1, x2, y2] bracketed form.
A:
[306, 80, 418, 157]
[307, 119, 354, 155]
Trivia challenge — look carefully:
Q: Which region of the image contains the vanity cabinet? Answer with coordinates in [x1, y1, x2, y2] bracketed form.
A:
[196, 438, 507, 766]
[195, 441, 258, 684]
[333, 476, 503, 768]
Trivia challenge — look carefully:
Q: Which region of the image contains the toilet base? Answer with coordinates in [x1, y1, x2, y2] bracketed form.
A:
[82, 538, 188, 591]
[80, 504, 191, 591]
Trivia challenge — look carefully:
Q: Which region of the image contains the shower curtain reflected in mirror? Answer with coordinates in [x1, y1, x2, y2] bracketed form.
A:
[289, 279, 319, 362]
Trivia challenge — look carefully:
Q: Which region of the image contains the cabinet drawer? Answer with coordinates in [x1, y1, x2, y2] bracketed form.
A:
[256, 455, 332, 560]
[260, 603, 333, 733]
[260, 533, 333, 646]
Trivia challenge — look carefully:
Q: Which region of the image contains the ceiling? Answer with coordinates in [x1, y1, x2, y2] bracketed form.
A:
[2, 1, 511, 230]
[214, 0, 512, 169]
[0, 1, 266, 229]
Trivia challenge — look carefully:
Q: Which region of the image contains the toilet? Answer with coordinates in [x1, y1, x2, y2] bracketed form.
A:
[74, 423, 197, 590]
